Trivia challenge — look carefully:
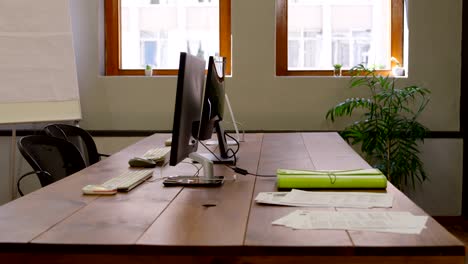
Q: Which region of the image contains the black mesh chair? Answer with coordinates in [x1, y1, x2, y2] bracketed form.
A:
[17, 135, 86, 196]
[44, 124, 109, 166]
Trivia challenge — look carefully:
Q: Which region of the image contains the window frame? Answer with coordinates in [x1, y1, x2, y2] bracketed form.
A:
[275, 0, 404, 76]
[104, 0, 231, 76]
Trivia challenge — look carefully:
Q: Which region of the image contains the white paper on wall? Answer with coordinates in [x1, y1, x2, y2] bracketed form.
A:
[0, 0, 81, 123]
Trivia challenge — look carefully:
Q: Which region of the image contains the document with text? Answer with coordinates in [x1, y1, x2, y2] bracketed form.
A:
[272, 210, 428, 234]
[255, 189, 393, 208]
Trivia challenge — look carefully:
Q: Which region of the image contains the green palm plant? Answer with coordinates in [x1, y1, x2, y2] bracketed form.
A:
[326, 64, 430, 190]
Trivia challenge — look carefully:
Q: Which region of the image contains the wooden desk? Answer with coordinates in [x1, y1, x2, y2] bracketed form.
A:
[0, 133, 464, 264]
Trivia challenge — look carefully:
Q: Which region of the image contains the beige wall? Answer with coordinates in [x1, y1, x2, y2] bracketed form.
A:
[72, 0, 461, 132]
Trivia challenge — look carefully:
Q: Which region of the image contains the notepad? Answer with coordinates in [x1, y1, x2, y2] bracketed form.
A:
[276, 169, 387, 189]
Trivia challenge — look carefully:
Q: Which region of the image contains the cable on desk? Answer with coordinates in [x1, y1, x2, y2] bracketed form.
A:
[182, 161, 202, 177]
[146, 177, 167, 183]
[223, 120, 246, 142]
[227, 165, 275, 178]
[199, 137, 275, 178]
[198, 132, 239, 162]
[225, 133, 240, 158]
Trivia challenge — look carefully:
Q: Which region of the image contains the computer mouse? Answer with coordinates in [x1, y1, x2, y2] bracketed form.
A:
[128, 157, 157, 168]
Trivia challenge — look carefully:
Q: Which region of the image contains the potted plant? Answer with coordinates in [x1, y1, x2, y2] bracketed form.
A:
[145, 64, 153, 76]
[325, 64, 430, 190]
[333, 64, 342, 77]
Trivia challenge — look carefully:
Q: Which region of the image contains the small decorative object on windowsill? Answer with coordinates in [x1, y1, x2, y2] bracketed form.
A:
[333, 64, 342, 77]
[145, 64, 153, 76]
[391, 57, 405, 77]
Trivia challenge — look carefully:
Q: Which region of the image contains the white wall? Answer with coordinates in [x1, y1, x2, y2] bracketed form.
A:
[0, 0, 463, 215]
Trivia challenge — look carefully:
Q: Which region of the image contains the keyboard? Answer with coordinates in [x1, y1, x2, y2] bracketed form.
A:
[142, 147, 171, 164]
[101, 169, 154, 192]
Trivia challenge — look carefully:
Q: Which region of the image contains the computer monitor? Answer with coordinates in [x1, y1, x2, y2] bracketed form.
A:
[169, 52, 205, 166]
[167, 52, 222, 185]
[197, 56, 235, 164]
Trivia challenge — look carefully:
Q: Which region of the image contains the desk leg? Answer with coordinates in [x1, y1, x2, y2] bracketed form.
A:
[9, 126, 16, 200]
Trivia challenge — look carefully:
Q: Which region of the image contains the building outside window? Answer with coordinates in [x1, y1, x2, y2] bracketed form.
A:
[105, 0, 231, 75]
[287, 0, 389, 70]
[121, 0, 219, 69]
[277, 0, 403, 76]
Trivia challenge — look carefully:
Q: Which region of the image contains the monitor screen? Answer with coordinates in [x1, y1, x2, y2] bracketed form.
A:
[169, 52, 206, 166]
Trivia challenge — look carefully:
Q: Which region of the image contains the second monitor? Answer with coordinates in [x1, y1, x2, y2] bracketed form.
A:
[197, 56, 236, 164]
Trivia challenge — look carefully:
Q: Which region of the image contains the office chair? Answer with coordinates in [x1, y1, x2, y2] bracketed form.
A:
[44, 124, 109, 166]
[17, 135, 87, 196]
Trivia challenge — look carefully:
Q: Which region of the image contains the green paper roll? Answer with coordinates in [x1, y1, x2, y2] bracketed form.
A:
[276, 169, 387, 189]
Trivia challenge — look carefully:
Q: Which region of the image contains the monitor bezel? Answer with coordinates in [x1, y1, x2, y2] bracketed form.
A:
[169, 52, 206, 166]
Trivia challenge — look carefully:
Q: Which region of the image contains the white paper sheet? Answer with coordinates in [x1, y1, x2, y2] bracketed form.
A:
[272, 210, 428, 234]
[255, 190, 393, 208]
[0, 0, 79, 103]
[255, 192, 305, 206]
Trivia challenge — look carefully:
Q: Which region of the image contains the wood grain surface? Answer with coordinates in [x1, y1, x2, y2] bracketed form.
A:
[0, 133, 464, 264]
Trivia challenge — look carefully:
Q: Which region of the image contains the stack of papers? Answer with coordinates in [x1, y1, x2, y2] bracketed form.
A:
[255, 189, 393, 208]
[273, 210, 428, 234]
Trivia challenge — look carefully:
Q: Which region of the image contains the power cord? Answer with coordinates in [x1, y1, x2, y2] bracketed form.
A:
[199, 134, 276, 178]
[198, 133, 239, 165]
[223, 120, 246, 142]
[224, 133, 240, 158]
[228, 164, 276, 178]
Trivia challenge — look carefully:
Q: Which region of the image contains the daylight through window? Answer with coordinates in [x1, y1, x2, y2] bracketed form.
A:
[276, 0, 404, 76]
[105, 0, 231, 75]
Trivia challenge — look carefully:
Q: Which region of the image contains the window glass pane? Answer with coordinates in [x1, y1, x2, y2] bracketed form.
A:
[121, 0, 220, 69]
[142, 41, 157, 66]
[304, 30, 321, 68]
[352, 30, 372, 68]
[287, 0, 391, 71]
[332, 37, 350, 67]
[288, 40, 300, 68]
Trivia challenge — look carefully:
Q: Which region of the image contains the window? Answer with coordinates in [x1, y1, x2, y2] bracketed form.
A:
[105, 0, 231, 75]
[139, 30, 168, 67]
[276, 0, 404, 76]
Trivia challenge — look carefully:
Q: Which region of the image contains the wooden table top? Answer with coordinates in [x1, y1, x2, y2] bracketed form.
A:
[0, 133, 464, 263]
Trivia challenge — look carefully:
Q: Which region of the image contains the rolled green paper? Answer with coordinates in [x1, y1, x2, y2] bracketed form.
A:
[276, 169, 387, 189]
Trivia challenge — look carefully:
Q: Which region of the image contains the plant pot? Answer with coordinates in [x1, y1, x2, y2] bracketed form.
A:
[145, 69, 153, 76]
[333, 68, 342, 77]
[392, 67, 405, 77]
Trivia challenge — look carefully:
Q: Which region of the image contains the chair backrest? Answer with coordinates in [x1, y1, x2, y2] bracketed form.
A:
[17, 135, 86, 187]
[44, 124, 100, 166]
